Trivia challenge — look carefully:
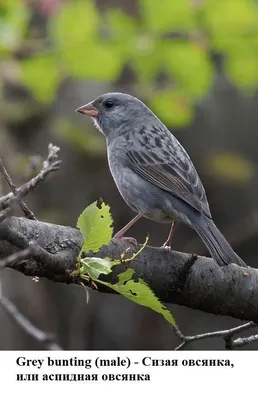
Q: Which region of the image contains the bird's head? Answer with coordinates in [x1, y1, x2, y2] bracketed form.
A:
[76, 92, 152, 139]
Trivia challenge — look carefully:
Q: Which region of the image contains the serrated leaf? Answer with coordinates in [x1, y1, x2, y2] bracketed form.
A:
[76, 236, 176, 326]
[77, 200, 113, 253]
[20, 55, 60, 102]
[80, 257, 112, 281]
[140, 0, 195, 32]
[106, 269, 176, 327]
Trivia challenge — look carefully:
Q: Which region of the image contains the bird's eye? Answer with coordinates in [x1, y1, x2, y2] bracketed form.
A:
[104, 100, 114, 109]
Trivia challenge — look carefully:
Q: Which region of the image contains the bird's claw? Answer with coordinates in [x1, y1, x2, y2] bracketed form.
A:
[115, 236, 138, 247]
[161, 244, 172, 250]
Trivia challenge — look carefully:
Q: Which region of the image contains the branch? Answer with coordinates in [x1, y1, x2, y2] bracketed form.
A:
[0, 294, 62, 350]
[230, 332, 258, 349]
[174, 321, 257, 350]
[0, 144, 61, 222]
[0, 216, 258, 324]
[0, 158, 36, 220]
[0, 248, 32, 269]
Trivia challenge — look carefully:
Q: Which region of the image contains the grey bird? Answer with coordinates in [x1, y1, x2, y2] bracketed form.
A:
[76, 92, 246, 267]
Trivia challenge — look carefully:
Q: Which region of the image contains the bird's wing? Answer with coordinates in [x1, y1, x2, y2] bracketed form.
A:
[126, 133, 211, 218]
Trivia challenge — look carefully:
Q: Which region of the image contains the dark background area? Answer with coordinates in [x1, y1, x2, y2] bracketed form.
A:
[1, 0, 258, 350]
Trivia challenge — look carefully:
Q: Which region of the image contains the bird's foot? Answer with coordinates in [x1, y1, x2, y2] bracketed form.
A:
[161, 243, 172, 250]
[162, 222, 176, 249]
[113, 235, 138, 247]
[162, 238, 173, 249]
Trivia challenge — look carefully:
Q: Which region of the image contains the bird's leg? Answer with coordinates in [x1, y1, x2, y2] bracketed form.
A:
[114, 213, 144, 239]
[162, 222, 176, 248]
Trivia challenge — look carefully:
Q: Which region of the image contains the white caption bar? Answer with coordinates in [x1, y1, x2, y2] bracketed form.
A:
[0, 351, 255, 398]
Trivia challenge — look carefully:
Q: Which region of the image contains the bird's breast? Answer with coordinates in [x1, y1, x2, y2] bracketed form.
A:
[107, 150, 178, 223]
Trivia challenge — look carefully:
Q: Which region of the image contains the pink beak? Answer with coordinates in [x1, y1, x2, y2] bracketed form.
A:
[76, 103, 99, 117]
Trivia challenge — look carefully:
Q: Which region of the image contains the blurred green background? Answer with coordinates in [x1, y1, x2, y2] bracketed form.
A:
[1, 0, 258, 350]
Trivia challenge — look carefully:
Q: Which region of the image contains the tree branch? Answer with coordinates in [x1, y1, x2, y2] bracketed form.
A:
[0, 295, 62, 350]
[0, 158, 36, 220]
[0, 143, 61, 222]
[230, 332, 258, 349]
[0, 216, 257, 324]
[175, 321, 257, 350]
[0, 248, 32, 270]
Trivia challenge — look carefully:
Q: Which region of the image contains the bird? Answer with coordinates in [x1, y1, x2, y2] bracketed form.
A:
[76, 92, 247, 267]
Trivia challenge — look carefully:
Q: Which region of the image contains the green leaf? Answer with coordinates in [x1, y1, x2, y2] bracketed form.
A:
[77, 200, 113, 253]
[106, 10, 139, 60]
[79, 261, 176, 327]
[203, 0, 258, 35]
[80, 257, 112, 281]
[140, 0, 195, 32]
[163, 43, 214, 98]
[0, 0, 30, 50]
[131, 37, 160, 82]
[20, 55, 60, 102]
[202, 0, 258, 52]
[150, 90, 194, 127]
[108, 269, 176, 327]
[76, 236, 176, 327]
[106, 9, 138, 40]
[60, 43, 123, 80]
[226, 51, 258, 90]
[49, 0, 99, 47]
[50, 0, 116, 80]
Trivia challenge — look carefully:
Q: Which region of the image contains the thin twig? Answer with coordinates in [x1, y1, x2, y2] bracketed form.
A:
[0, 248, 32, 270]
[174, 321, 257, 350]
[0, 144, 61, 222]
[0, 158, 36, 220]
[0, 206, 12, 222]
[0, 295, 62, 350]
[230, 333, 258, 349]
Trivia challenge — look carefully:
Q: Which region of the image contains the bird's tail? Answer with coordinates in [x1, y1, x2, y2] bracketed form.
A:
[193, 218, 247, 267]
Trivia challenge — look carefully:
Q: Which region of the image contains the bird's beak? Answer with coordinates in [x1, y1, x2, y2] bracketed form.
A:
[75, 103, 99, 117]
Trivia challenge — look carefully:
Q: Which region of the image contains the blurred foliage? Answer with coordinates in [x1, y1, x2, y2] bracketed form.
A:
[1, 0, 258, 184]
[140, 0, 195, 32]
[1, 0, 258, 125]
[208, 152, 255, 184]
[54, 118, 106, 156]
[0, 0, 29, 52]
[20, 54, 60, 102]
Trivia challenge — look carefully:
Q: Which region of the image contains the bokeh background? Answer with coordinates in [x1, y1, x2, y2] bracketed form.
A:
[1, 0, 258, 350]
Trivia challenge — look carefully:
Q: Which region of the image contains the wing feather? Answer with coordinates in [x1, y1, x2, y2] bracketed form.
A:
[126, 134, 211, 218]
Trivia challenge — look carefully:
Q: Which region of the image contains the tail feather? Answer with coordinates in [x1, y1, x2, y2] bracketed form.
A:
[193, 219, 247, 267]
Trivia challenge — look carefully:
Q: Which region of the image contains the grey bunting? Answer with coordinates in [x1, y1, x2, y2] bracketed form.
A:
[76, 92, 247, 267]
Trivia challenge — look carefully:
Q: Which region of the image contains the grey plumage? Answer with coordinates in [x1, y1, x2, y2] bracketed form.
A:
[76, 92, 247, 267]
